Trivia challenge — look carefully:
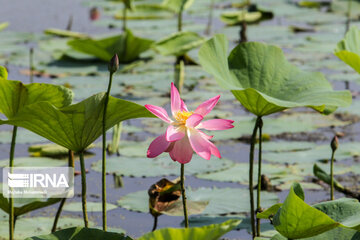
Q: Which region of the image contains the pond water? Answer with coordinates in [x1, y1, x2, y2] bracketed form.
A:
[0, 0, 359, 239]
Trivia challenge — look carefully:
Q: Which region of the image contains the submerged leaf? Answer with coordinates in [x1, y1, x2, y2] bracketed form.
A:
[199, 35, 352, 116]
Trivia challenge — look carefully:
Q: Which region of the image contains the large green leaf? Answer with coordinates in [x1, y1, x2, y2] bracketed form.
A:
[272, 184, 339, 239]
[153, 31, 205, 57]
[138, 219, 240, 240]
[162, 0, 194, 13]
[67, 29, 153, 63]
[334, 26, 360, 74]
[26, 226, 132, 240]
[5, 92, 154, 152]
[0, 79, 73, 119]
[262, 183, 360, 239]
[199, 34, 352, 116]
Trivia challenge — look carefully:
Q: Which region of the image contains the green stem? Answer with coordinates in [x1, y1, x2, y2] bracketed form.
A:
[180, 164, 188, 228]
[256, 117, 263, 236]
[52, 150, 74, 232]
[178, 10, 183, 32]
[9, 126, 17, 240]
[152, 215, 158, 232]
[345, 0, 352, 34]
[29, 48, 34, 84]
[330, 150, 335, 201]
[102, 71, 114, 231]
[205, 0, 215, 35]
[249, 119, 259, 238]
[79, 151, 88, 227]
[123, 6, 127, 31]
[174, 59, 185, 94]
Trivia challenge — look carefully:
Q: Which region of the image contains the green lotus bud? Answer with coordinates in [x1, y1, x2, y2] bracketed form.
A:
[108, 54, 119, 74]
[331, 136, 338, 152]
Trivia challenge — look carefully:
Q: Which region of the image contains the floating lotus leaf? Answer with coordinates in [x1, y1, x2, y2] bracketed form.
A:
[44, 28, 89, 38]
[114, 4, 174, 20]
[63, 202, 117, 212]
[0, 157, 66, 168]
[91, 155, 234, 177]
[26, 227, 132, 240]
[220, 9, 273, 25]
[153, 31, 205, 57]
[199, 34, 351, 116]
[67, 29, 153, 63]
[118, 187, 278, 215]
[3, 92, 154, 152]
[138, 219, 240, 240]
[335, 26, 360, 74]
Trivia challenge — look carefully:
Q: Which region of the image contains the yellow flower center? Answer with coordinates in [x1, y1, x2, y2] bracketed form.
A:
[173, 111, 193, 125]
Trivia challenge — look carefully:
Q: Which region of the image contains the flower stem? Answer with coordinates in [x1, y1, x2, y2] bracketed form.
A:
[102, 70, 114, 231]
[9, 126, 17, 240]
[345, 0, 352, 34]
[330, 150, 335, 200]
[52, 150, 74, 232]
[123, 6, 127, 31]
[79, 151, 88, 227]
[29, 48, 34, 84]
[175, 59, 185, 95]
[249, 119, 259, 238]
[151, 215, 158, 232]
[180, 163, 188, 228]
[256, 117, 263, 237]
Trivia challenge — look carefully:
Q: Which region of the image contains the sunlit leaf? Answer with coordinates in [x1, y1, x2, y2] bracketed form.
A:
[0, 66, 8, 79]
[5, 93, 154, 152]
[335, 26, 360, 74]
[0, 22, 9, 31]
[199, 34, 352, 116]
[138, 219, 241, 240]
[162, 0, 194, 13]
[0, 79, 73, 119]
[44, 28, 89, 38]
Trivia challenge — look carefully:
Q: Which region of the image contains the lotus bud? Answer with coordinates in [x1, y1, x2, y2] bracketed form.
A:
[331, 136, 338, 152]
[108, 54, 119, 74]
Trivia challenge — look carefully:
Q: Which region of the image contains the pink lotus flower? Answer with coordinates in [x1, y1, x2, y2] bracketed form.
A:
[145, 83, 234, 164]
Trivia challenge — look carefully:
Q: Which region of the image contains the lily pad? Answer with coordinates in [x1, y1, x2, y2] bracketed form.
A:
[63, 202, 117, 212]
[92, 155, 234, 177]
[0, 22, 9, 31]
[118, 187, 279, 215]
[25, 227, 131, 240]
[199, 34, 351, 116]
[114, 4, 174, 19]
[0, 157, 66, 167]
